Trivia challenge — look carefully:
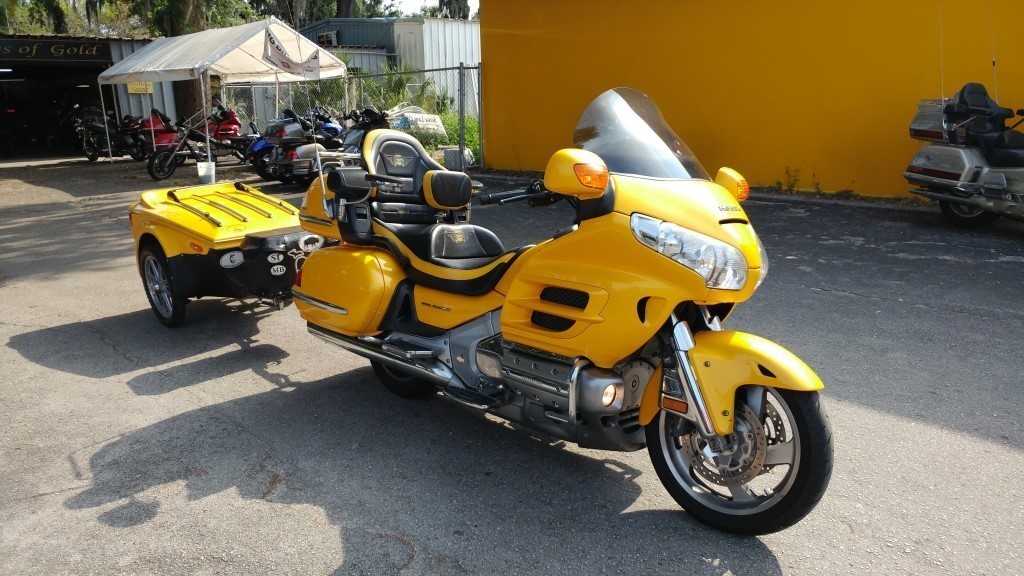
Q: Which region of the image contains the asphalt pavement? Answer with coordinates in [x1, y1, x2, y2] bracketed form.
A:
[1, 158, 1022, 575]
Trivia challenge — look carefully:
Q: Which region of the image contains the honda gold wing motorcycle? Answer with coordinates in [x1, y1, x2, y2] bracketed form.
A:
[905, 82, 1024, 227]
[291, 87, 833, 534]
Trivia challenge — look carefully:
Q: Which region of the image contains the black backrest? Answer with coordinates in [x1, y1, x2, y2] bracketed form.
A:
[365, 130, 443, 202]
[958, 83, 1012, 133]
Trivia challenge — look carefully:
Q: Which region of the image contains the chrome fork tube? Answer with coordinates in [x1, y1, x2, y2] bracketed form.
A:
[670, 314, 718, 438]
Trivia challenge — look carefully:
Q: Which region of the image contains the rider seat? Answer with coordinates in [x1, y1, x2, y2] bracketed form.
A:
[373, 170, 520, 296]
[956, 83, 1024, 168]
[364, 129, 454, 224]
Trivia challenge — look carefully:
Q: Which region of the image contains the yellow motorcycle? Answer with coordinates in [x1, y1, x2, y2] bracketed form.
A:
[290, 88, 833, 534]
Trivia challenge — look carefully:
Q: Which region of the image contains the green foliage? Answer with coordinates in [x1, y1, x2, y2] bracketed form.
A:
[357, 0, 399, 18]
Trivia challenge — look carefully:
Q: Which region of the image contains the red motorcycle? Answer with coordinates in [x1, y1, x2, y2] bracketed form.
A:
[135, 109, 177, 155]
[150, 108, 251, 162]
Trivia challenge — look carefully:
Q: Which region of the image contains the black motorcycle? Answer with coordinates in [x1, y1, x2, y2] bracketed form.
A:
[73, 105, 146, 162]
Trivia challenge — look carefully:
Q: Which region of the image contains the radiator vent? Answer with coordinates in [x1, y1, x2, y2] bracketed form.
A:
[531, 311, 575, 332]
[540, 287, 589, 309]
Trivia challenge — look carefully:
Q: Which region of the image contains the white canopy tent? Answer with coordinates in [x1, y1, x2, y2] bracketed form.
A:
[98, 17, 346, 85]
[96, 17, 346, 171]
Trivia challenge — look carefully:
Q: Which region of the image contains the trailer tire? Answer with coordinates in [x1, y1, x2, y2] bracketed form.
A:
[139, 244, 187, 327]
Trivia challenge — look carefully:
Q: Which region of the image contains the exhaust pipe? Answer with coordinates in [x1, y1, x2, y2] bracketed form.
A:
[307, 324, 452, 385]
[912, 188, 1024, 219]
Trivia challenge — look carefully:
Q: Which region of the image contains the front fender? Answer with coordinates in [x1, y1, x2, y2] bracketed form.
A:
[690, 330, 823, 434]
[638, 330, 824, 434]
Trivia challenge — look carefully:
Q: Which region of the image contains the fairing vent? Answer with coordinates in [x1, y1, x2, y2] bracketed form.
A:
[540, 287, 589, 309]
[719, 218, 749, 225]
[531, 311, 575, 332]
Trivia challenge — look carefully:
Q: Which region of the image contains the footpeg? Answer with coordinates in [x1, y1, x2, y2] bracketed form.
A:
[381, 340, 437, 360]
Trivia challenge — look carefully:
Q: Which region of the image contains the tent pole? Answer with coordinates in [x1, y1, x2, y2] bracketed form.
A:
[98, 85, 114, 162]
[147, 90, 156, 157]
[200, 72, 212, 171]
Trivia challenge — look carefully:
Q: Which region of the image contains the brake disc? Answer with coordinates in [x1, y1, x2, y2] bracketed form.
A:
[681, 403, 767, 487]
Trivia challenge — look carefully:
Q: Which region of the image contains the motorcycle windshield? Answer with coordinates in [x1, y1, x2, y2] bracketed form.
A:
[573, 88, 709, 180]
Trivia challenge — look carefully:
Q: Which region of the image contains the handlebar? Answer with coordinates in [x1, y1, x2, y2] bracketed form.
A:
[479, 181, 557, 206]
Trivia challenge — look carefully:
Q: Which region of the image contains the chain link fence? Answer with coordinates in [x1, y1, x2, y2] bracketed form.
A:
[223, 64, 482, 170]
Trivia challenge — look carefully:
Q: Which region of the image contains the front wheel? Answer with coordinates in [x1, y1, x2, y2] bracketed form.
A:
[252, 150, 274, 181]
[148, 150, 178, 180]
[938, 200, 999, 228]
[83, 138, 99, 162]
[646, 388, 833, 535]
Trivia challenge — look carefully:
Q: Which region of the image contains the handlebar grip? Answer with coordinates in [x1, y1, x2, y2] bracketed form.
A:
[479, 190, 522, 205]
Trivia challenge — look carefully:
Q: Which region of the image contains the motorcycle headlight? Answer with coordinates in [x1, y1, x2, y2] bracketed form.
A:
[630, 214, 748, 290]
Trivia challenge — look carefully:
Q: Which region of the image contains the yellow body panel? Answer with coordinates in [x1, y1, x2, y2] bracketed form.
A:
[414, 286, 504, 329]
[688, 330, 824, 434]
[293, 245, 404, 336]
[299, 177, 342, 240]
[500, 211, 704, 368]
[129, 183, 300, 260]
[638, 365, 663, 427]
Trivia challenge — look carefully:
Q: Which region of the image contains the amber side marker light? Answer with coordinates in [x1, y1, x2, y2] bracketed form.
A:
[573, 163, 609, 189]
[661, 396, 689, 414]
[736, 178, 750, 201]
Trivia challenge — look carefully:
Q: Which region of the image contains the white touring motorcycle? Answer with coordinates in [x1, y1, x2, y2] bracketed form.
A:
[905, 82, 1024, 227]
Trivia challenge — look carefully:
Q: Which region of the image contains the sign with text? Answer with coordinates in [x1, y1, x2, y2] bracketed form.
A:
[127, 82, 153, 94]
[0, 38, 112, 63]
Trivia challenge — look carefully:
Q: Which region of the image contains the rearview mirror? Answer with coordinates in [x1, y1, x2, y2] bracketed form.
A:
[715, 167, 750, 202]
[543, 148, 608, 200]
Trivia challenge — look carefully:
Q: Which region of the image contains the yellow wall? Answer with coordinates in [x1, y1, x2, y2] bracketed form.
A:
[480, 0, 1024, 197]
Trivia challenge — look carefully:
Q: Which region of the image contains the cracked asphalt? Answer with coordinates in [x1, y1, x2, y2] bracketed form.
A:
[1, 158, 1023, 575]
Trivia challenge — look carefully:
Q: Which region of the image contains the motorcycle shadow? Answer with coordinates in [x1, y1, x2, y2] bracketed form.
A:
[7, 300, 286, 392]
[63, 367, 783, 575]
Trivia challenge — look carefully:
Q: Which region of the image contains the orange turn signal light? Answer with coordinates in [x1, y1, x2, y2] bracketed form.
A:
[736, 179, 750, 201]
[661, 395, 689, 414]
[189, 242, 204, 253]
[573, 163, 609, 190]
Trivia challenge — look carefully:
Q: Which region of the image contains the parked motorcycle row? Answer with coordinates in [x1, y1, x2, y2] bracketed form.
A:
[73, 102, 394, 184]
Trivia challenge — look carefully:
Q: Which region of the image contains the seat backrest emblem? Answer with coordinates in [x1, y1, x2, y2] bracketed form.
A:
[385, 153, 411, 168]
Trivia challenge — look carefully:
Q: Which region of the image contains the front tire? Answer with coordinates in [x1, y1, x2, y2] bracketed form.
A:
[83, 138, 99, 162]
[370, 361, 435, 399]
[139, 244, 187, 327]
[148, 150, 178, 180]
[252, 150, 274, 181]
[939, 200, 999, 228]
[646, 388, 833, 535]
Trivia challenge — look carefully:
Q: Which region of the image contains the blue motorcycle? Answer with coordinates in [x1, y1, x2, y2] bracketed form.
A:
[245, 121, 277, 181]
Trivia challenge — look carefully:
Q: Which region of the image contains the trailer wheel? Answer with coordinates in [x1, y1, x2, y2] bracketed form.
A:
[139, 244, 187, 327]
[939, 200, 999, 228]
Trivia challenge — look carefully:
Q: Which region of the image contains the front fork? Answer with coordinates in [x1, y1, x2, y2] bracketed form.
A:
[660, 310, 735, 448]
[646, 307, 824, 439]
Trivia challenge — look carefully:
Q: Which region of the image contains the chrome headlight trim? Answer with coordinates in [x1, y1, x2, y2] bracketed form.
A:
[630, 213, 748, 290]
[755, 233, 769, 289]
